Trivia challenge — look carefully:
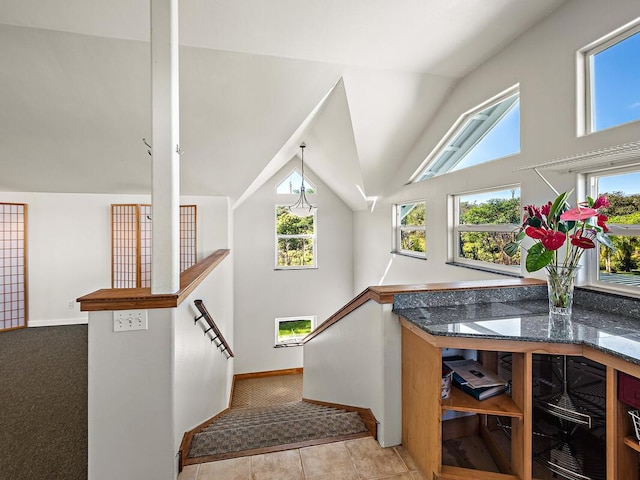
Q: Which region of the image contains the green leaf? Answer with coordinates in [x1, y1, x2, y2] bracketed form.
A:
[504, 241, 521, 257]
[597, 232, 615, 251]
[527, 217, 542, 228]
[525, 242, 553, 272]
[516, 230, 526, 242]
[549, 191, 572, 221]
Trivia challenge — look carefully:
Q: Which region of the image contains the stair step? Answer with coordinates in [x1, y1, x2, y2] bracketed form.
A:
[201, 402, 346, 431]
[188, 411, 367, 458]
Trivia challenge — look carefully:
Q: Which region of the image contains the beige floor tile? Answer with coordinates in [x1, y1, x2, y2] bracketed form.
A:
[198, 457, 252, 480]
[373, 474, 414, 480]
[393, 446, 418, 471]
[300, 442, 358, 480]
[410, 470, 427, 480]
[251, 449, 304, 480]
[344, 437, 407, 479]
[178, 465, 198, 480]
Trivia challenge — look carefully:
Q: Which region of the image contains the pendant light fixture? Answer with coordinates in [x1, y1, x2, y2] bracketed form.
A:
[287, 142, 317, 217]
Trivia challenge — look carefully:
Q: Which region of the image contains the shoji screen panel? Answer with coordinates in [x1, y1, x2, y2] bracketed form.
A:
[140, 205, 152, 288]
[180, 205, 197, 272]
[111, 204, 139, 288]
[0, 203, 27, 331]
[112, 204, 197, 288]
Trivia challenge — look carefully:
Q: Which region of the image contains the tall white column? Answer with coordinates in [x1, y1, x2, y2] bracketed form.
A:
[150, 0, 180, 293]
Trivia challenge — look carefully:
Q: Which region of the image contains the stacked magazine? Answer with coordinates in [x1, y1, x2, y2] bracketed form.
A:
[443, 357, 508, 401]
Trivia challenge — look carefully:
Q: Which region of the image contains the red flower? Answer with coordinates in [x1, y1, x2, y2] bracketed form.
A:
[570, 229, 596, 249]
[525, 226, 546, 239]
[541, 231, 566, 250]
[597, 214, 609, 233]
[593, 196, 610, 209]
[540, 201, 552, 217]
[560, 207, 598, 221]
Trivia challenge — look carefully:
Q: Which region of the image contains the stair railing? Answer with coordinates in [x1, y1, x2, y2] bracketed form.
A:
[193, 299, 234, 359]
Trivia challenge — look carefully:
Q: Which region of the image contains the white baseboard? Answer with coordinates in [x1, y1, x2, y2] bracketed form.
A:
[28, 317, 89, 327]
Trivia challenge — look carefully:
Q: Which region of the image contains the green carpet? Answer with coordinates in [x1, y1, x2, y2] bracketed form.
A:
[0, 325, 87, 480]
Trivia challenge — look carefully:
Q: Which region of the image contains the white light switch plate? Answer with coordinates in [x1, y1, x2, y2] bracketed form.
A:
[113, 310, 148, 332]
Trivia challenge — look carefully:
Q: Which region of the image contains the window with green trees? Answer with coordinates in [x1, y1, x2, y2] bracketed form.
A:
[275, 206, 316, 268]
[453, 187, 521, 272]
[588, 169, 640, 293]
[275, 316, 316, 346]
[395, 202, 426, 257]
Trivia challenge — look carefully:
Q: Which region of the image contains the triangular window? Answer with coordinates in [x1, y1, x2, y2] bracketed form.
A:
[413, 86, 520, 182]
[277, 170, 316, 195]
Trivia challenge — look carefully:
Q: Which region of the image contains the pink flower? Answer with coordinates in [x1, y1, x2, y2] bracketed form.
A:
[593, 196, 610, 209]
[560, 207, 598, 221]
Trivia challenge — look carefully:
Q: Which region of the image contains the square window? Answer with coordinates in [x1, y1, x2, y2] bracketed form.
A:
[275, 316, 316, 346]
[451, 187, 521, 272]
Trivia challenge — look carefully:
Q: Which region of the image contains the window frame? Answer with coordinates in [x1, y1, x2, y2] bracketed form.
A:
[450, 186, 522, 275]
[581, 20, 640, 135]
[274, 315, 317, 347]
[585, 166, 640, 296]
[411, 85, 520, 182]
[274, 205, 317, 270]
[393, 201, 427, 259]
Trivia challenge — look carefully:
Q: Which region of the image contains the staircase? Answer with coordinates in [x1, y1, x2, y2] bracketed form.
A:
[185, 400, 370, 463]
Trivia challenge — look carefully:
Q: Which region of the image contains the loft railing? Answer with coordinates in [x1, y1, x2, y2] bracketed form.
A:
[193, 299, 234, 359]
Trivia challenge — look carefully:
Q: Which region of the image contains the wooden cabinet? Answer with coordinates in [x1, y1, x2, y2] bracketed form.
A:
[400, 319, 640, 480]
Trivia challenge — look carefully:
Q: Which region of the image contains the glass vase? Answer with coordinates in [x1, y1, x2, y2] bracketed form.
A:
[546, 265, 579, 318]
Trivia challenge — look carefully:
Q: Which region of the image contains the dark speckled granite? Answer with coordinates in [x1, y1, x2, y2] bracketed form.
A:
[393, 287, 640, 366]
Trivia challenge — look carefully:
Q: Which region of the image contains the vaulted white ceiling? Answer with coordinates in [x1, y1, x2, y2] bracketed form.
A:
[0, 0, 566, 208]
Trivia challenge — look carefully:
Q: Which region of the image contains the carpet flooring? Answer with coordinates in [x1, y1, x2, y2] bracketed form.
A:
[187, 373, 370, 462]
[231, 374, 303, 409]
[188, 401, 369, 460]
[0, 325, 88, 480]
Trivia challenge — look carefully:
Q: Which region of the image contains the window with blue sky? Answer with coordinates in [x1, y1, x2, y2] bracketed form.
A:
[587, 24, 640, 132]
[413, 87, 520, 182]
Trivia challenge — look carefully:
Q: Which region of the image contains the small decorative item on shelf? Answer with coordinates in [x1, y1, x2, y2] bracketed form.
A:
[629, 410, 640, 443]
[441, 365, 453, 399]
[505, 190, 614, 322]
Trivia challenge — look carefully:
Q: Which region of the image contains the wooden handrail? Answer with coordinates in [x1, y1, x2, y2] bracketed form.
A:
[193, 299, 234, 358]
[302, 278, 545, 344]
[77, 249, 230, 311]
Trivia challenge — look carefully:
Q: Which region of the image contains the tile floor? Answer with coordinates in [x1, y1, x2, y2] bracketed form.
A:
[179, 436, 425, 480]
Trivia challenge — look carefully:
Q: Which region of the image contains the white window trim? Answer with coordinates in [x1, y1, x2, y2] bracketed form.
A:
[585, 167, 640, 297]
[410, 84, 520, 182]
[274, 205, 317, 270]
[393, 201, 427, 259]
[274, 315, 317, 346]
[579, 19, 640, 136]
[450, 186, 521, 275]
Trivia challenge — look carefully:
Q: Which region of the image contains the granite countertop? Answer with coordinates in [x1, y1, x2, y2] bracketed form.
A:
[393, 286, 640, 366]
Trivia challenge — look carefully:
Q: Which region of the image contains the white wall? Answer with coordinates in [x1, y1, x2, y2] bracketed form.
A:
[0, 191, 229, 326]
[354, 0, 640, 291]
[233, 158, 354, 374]
[88, 308, 175, 480]
[82, 193, 233, 480]
[173, 257, 234, 456]
[303, 301, 402, 447]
